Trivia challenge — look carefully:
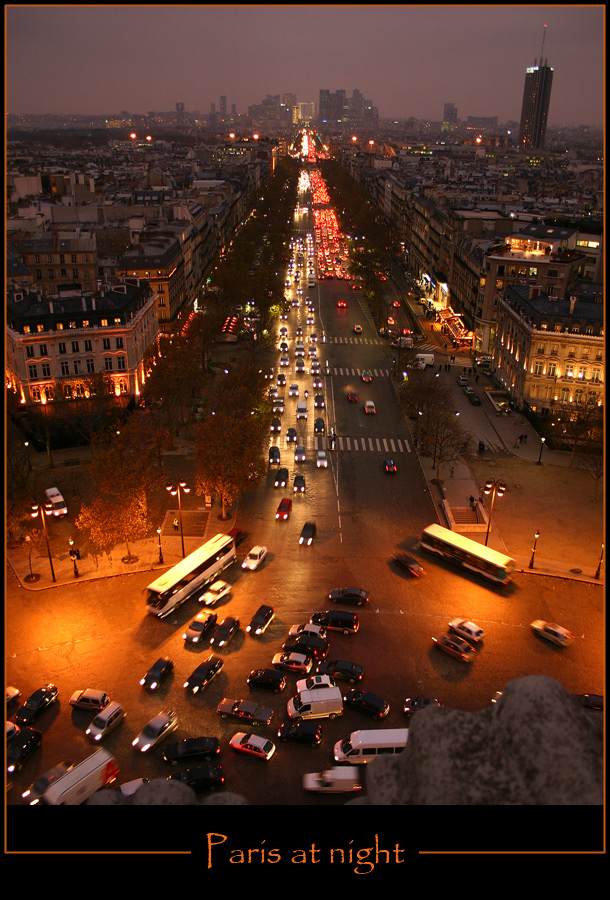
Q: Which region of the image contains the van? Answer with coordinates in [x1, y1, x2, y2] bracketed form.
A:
[333, 728, 409, 765]
[44, 487, 67, 517]
[302, 767, 361, 793]
[295, 341, 305, 357]
[296, 401, 308, 420]
[69, 688, 110, 711]
[85, 701, 126, 742]
[33, 748, 119, 805]
[287, 686, 343, 721]
[415, 353, 434, 368]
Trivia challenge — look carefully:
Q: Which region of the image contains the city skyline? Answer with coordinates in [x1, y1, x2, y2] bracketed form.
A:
[6, 5, 605, 128]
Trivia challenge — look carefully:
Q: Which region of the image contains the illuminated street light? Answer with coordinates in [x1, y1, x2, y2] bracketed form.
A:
[595, 543, 604, 580]
[31, 500, 56, 582]
[529, 530, 540, 569]
[69, 537, 80, 578]
[536, 436, 546, 465]
[157, 526, 164, 565]
[166, 479, 190, 558]
[483, 478, 507, 547]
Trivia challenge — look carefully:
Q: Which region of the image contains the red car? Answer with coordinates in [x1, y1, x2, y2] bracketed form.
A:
[276, 498, 292, 520]
[337, 300, 346, 308]
[347, 392, 358, 403]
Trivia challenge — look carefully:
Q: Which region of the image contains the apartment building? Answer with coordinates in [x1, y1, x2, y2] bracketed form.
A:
[12, 230, 98, 295]
[117, 236, 185, 331]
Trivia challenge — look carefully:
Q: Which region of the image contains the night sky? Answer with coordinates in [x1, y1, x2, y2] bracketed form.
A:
[5, 4, 605, 127]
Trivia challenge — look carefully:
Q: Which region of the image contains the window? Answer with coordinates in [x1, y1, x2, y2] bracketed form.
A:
[104, 357, 113, 371]
[86, 358, 95, 373]
[117, 356, 126, 371]
[59, 254, 65, 264]
[566, 364, 574, 378]
[72, 269, 79, 278]
[39, 344, 48, 356]
[82, 319, 89, 328]
[547, 269, 559, 278]
[36, 324, 45, 333]
[547, 362, 556, 377]
[57, 322, 64, 330]
[48, 270, 54, 279]
[34, 254, 40, 264]
[578, 367, 586, 380]
[59, 342, 66, 354]
[72, 341, 79, 353]
[591, 368, 601, 383]
[103, 338, 111, 350]
[73, 360, 81, 375]
[60, 268, 67, 278]
[41, 363, 50, 378]
[115, 337, 124, 349]
[101, 318, 109, 327]
[71, 254, 77, 263]
[36, 269, 42, 279]
[28, 364, 38, 379]
[84, 339, 92, 352]
[60, 361, 69, 376]
[26, 346, 35, 358]
[534, 361, 544, 375]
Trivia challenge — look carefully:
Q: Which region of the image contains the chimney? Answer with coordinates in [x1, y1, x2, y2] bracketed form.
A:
[569, 295, 577, 315]
[49, 301, 54, 314]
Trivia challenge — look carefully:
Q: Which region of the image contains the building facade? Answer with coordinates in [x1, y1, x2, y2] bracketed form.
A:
[519, 61, 553, 151]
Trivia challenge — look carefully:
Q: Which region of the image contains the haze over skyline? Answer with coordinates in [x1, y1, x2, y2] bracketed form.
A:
[6, 4, 605, 128]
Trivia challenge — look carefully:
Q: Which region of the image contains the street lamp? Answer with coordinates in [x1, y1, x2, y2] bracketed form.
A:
[595, 543, 604, 580]
[69, 537, 80, 578]
[166, 479, 190, 558]
[157, 526, 164, 565]
[536, 436, 546, 465]
[529, 530, 540, 569]
[483, 478, 507, 547]
[31, 500, 56, 582]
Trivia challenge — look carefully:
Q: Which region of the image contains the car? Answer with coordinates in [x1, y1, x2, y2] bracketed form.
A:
[431, 633, 475, 663]
[403, 697, 443, 718]
[162, 736, 221, 765]
[316, 450, 328, 468]
[468, 393, 482, 405]
[295, 674, 335, 693]
[343, 690, 390, 719]
[307, 317, 315, 326]
[167, 764, 224, 790]
[289, 622, 327, 641]
[310, 610, 359, 634]
[132, 709, 179, 752]
[69, 689, 109, 712]
[316, 659, 363, 683]
[183, 656, 224, 693]
[6, 686, 20, 708]
[295, 359, 306, 374]
[337, 300, 347, 308]
[294, 445, 306, 462]
[276, 497, 293, 521]
[314, 394, 325, 409]
[353, 325, 363, 334]
[574, 693, 603, 711]
[312, 377, 323, 390]
[361, 370, 372, 382]
[364, 400, 376, 414]
[277, 720, 323, 745]
[311, 361, 321, 375]
[15, 684, 59, 724]
[269, 446, 281, 464]
[286, 426, 297, 443]
[289, 383, 299, 397]
[274, 468, 289, 488]
[199, 579, 231, 607]
[7, 721, 20, 741]
[272, 398, 285, 414]
[456, 374, 468, 386]
[282, 633, 329, 660]
[268, 384, 279, 398]
[229, 732, 276, 761]
[270, 417, 282, 433]
[295, 326, 303, 336]
[352, 283, 362, 291]
[293, 474, 306, 493]
[310, 332, 318, 342]
[530, 620, 575, 647]
[313, 418, 325, 435]
[280, 355, 289, 367]
[246, 605, 275, 635]
[448, 618, 485, 644]
[217, 699, 273, 726]
[210, 616, 239, 649]
[272, 652, 313, 674]
[391, 553, 427, 577]
[476, 355, 492, 367]
[384, 459, 397, 473]
[299, 522, 317, 546]
[347, 392, 358, 403]
[392, 300, 401, 307]
[7, 727, 42, 773]
[279, 342, 288, 353]
[183, 611, 218, 644]
[463, 386, 475, 396]
[328, 587, 369, 607]
[140, 657, 174, 690]
[247, 669, 286, 692]
[279, 326, 288, 337]
[85, 701, 126, 742]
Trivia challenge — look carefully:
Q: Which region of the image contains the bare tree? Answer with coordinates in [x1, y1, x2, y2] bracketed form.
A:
[575, 454, 604, 501]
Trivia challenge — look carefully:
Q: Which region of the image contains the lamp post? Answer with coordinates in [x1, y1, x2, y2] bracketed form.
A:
[31, 500, 56, 582]
[483, 478, 506, 547]
[536, 436, 546, 465]
[594, 543, 604, 580]
[166, 479, 190, 558]
[69, 537, 80, 578]
[529, 530, 540, 569]
[157, 526, 164, 565]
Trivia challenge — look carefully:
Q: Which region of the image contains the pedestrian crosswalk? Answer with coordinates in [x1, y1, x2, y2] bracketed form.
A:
[332, 367, 392, 378]
[270, 434, 411, 454]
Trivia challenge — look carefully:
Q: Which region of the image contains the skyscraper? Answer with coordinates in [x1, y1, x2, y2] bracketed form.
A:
[518, 28, 553, 151]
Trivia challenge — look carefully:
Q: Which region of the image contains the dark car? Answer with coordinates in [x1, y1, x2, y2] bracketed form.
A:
[228, 527, 247, 547]
[182, 611, 218, 644]
[574, 693, 603, 711]
[269, 446, 281, 465]
[15, 684, 59, 724]
[392, 553, 427, 577]
[310, 610, 359, 634]
[384, 459, 397, 473]
[277, 720, 323, 745]
[167, 764, 224, 790]
[293, 474, 306, 493]
[274, 467, 289, 488]
[140, 657, 174, 690]
[328, 587, 369, 606]
[343, 690, 390, 719]
[217, 698, 273, 726]
[314, 417, 325, 435]
[299, 522, 317, 546]
[347, 392, 358, 403]
[468, 393, 482, 406]
[403, 697, 443, 718]
[282, 633, 329, 660]
[7, 726, 42, 773]
[316, 659, 364, 683]
[162, 736, 221, 765]
[247, 669, 287, 692]
[246, 605, 275, 636]
[210, 616, 239, 649]
[183, 656, 224, 693]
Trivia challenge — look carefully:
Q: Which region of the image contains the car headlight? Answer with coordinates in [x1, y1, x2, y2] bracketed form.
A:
[150, 682, 158, 690]
[94, 733, 102, 741]
[8, 764, 15, 773]
[182, 633, 187, 640]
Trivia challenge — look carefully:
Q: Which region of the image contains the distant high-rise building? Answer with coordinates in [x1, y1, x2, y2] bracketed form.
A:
[231, 104, 236, 115]
[176, 102, 185, 123]
[220, 96, 226, 119]
[519, 58, 553, 150]
[443, 102, 458, 124]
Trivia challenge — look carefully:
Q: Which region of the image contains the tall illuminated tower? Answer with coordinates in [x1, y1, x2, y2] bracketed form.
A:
[518, 25, 553, 151]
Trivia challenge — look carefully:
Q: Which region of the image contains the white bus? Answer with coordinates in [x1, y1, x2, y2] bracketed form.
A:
[145, 533, 236, 618]
[420, 523, 515, 585]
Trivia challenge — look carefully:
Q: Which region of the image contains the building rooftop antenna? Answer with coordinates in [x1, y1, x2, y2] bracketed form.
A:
[540, 23, 547, 66]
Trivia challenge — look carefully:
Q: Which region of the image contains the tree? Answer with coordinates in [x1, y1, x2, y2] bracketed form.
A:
[575, 454, 604, 501]
[76, 489, 149, 563]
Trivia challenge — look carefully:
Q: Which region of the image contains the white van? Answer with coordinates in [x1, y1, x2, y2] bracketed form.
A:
[31, 748, 119, 805]
[44, 487, 68, 516]
[85, 701, 126, 742]
[303, 767, 361, 793]
[333, 728, 409, 765]
[287, 686, 343, 721]
[415, 353, 434, 368]
[296, 401, 308, 420]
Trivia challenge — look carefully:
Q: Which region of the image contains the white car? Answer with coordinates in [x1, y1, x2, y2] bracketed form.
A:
[229, 732, 276, 761]
[199, 580, 231, 607]
[316, 450, 328, 468]
[295, 673, 334, 693]
[302, 767, 361, 793]
[272, 652, 313, 674]
[289, 623, 327, 641]
[448, 618, 485, 644]
[364, 401, 376, 414]
[530, 620, 574, 647]
[242, 546, 268, 571]
[294, 446, 306, 462]
[131, 710, 178, 753]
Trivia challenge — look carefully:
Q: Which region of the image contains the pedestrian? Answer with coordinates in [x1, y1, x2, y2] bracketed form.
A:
[439, 364, 442, 372]
[514, 437, 521, 448]
[469, 495, 476, 509]
[173, 518, 179, 531]
[450, 466, 454, 478]
[522, 433, 528, 444]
